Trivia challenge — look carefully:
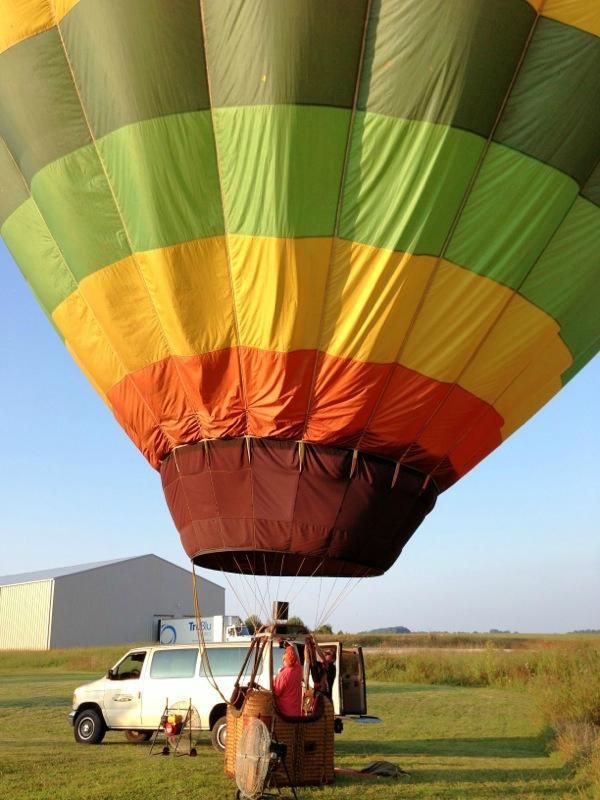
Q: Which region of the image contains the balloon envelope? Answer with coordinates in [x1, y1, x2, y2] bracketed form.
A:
[1, 1, 598, 576]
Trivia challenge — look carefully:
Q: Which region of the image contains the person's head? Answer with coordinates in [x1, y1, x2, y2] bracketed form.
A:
[283, 646, 298, 668]
[323, 649, 335, 663]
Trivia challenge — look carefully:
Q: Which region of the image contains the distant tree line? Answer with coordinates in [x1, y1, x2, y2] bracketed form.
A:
[361, 625, 411, 634]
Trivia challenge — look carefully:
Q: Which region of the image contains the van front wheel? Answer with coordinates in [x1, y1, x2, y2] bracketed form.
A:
[211, 716, 227, 752]
[74, 709, 106, 744]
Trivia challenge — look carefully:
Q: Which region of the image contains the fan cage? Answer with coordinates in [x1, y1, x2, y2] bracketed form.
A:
[235, 718, 272, 799]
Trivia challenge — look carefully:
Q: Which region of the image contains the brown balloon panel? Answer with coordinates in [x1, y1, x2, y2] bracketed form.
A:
[160, 438, 438, 578]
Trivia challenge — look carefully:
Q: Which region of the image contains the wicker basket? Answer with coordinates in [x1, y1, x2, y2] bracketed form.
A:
[225, 688, 334, 786]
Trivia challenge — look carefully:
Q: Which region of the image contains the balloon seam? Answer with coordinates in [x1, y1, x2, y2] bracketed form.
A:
[299, 0, 375, 442]
[352, 3, 548, 463]
[197, 0, 250, 434]
[45, 0, 207, 446]
[0, 132, 176, 456]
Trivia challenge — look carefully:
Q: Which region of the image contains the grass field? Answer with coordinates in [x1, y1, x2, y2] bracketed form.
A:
[0, 646, 587, 800]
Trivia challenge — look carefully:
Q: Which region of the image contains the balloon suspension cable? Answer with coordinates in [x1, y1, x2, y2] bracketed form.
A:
[280, 556, 306, 615]
[232, 555, 263, 620]
[254, 566, 274, 626]
[248, 553, 261, 623]
[226, 561, 277, 629]
[313, 573, 324, 631]
[226, 556, 255, 621]
[210, 549, 365, 637]
[244, 553, 271, 625]
[217, 563, 254, 624]
[273, 553, 286, 618]
[315, 570, 369, 632]
[314, 573, 341, 631]
[287, 557, 327, 609]
[191, 564, 233, 706]
[262, 553, 272, 622]
[232, 554, 270, 624]
[251, 559, 259, 621]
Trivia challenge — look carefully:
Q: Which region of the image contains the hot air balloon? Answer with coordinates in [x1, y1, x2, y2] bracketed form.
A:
[1, 0, 599, 589]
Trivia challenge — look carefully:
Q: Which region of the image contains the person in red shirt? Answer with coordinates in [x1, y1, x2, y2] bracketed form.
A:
[273, 645, 303, 717]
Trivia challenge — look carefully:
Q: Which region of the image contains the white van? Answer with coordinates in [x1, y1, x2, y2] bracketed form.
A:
[68, 639, 366, 751]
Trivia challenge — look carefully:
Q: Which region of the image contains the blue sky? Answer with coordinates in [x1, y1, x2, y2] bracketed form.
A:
[1, 237, 598, 633]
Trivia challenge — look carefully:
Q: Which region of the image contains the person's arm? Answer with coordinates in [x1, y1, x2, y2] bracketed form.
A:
[308, 634, 325, 661]
[328, 664, 336, 688]
[273, 667, 288, 698]
[273, 671, 281, 697]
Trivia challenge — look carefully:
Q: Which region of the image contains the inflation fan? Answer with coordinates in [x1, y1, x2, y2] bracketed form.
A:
[235, 719, 272, 800]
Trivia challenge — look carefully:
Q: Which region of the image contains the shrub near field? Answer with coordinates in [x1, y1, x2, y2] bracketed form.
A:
[532, 644, 600, 792]
[342, 631, 597, 650]
[365, 648, 537, 688]
[363, 641, 600, 795]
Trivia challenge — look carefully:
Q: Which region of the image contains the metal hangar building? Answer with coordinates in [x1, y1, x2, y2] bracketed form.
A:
[0, 553, 224, 650]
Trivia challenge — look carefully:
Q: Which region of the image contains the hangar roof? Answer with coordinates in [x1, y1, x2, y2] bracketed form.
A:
[0, 554, 224, 589]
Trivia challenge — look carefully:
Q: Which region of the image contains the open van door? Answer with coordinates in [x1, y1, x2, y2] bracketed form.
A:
[338, 646, 367, 716]
[318, 642, 366, 717]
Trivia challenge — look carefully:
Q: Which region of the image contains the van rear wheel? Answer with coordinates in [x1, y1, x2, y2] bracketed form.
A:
[124, 729, 152, 743]
[211, 716, 227, 752]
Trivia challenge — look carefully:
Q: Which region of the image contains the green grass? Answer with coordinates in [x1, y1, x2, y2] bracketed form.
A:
[0, 651, 581, 800]
[0, 645, 132, 674]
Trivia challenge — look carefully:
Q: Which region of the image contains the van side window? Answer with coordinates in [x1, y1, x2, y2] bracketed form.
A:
[150, 649, 198, 679]
[114, 652, 146, 680]
[200, 647, 248, 678]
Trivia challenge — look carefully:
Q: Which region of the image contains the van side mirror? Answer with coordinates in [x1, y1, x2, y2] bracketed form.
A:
[107, 668, 116, 680]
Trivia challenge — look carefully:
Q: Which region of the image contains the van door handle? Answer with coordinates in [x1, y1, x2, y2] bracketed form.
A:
[113, 695, 133, 702]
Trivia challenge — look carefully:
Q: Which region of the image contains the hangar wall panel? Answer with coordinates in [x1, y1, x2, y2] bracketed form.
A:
[0, 580, 53, 650]
[49, 555, 224, 648]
